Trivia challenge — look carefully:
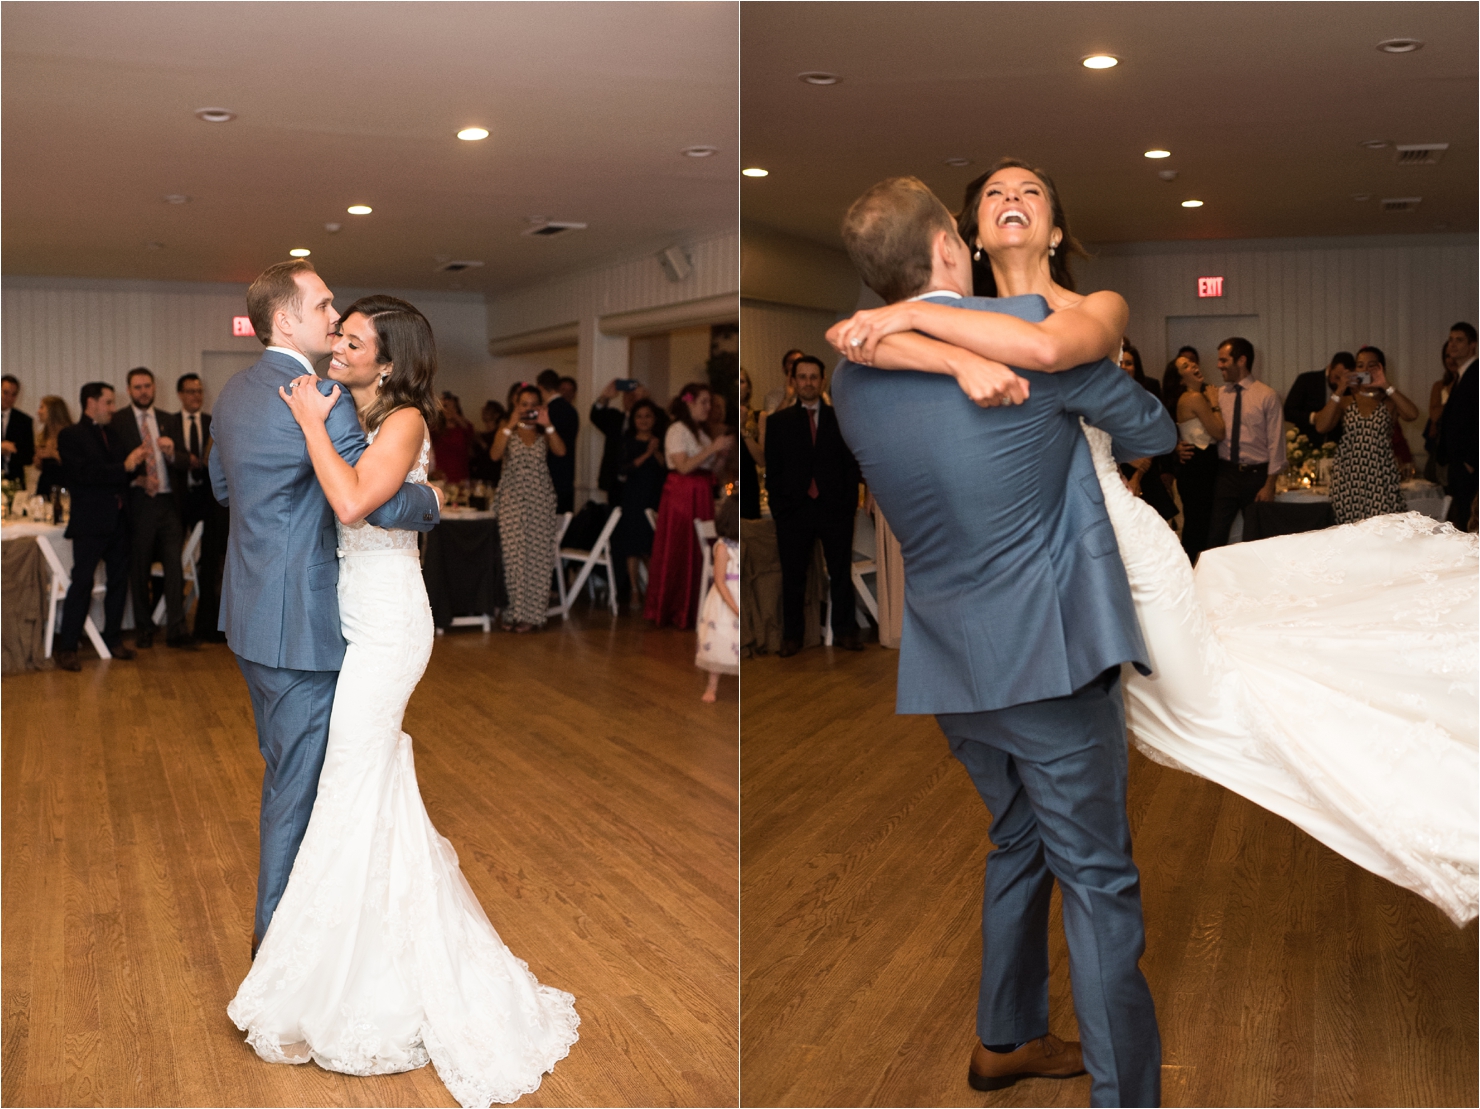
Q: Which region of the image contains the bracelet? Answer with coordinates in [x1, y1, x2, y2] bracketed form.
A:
[1385, 386, 1396, 397]
[544, 425, 555, 434]
[501, 428, 512, 437]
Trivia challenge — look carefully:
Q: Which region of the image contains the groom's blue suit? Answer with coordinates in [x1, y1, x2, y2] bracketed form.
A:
[832, 293, 1177, 1108]
[209, 349, 440, 943]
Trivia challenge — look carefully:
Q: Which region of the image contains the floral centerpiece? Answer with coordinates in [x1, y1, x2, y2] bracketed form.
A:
[1282, 428, 1336, 490]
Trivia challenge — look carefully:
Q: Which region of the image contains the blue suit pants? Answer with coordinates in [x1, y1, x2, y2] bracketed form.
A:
[234, 655, 337, 942]
[938, 668, 1161, 1108]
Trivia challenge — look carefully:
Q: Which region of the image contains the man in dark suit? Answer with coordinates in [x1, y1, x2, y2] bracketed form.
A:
[590, 376, 647, 499]
[1283, 352, 1352, 448]
[110, 366, 193, 648]
[1438, 321, 1477, 530]
[176, 372, 229, 641]
[538, 368, 579, 514]
[764, 355, 863, 656]
[53, 382, 150, 670]
[1, 374, 35, 486]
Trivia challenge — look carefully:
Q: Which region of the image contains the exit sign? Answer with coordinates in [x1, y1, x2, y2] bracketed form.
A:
[232, 316, 254, 337]
[1197, 276, 1224, 298]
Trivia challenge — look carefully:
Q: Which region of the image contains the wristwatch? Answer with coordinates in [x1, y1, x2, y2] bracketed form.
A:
[543, 425, 556, 434]
[1384, 386, 1396, 397]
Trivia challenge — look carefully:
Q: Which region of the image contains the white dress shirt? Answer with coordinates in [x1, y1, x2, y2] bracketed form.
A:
[181, 410, 205, 486]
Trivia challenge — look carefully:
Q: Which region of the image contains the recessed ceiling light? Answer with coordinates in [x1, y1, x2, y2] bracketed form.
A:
[1360, 139, 1391, 149]
[289, 248, 311, 257]
[1082, 54, 1118, 70]
[194, 107, 235, 123]
[798, 72, 840, 85]
[945, 157, 971, 168]
[683, 145, 718, 158]
[1144, 149, 1171, 159]
[1158, 169, 1179, 181]
[1376, 38, 1423, 53]
[1352, 193, 1372, 202]
[346, 205, 373, 215]
[1181, 200, 1204, 208]
[457, 127, 489, 141]
[324, 222, 342, 233]
[163, 194, 190, 205]
[742, 168, 769, 178]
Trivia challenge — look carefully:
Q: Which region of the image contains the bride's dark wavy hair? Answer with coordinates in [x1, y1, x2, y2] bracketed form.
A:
[956, 158, 1089, 298]
[338, 295, 441, 433]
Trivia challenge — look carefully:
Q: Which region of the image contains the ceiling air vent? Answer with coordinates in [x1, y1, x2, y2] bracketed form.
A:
[435, 260, 485, 273]
[1380, 197, 1421, 212]
[522, 220, 588, 238]
[1394, 143, 1448, 166]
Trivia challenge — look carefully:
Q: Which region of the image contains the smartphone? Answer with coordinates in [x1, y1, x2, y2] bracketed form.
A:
[615, 379, 640, 392]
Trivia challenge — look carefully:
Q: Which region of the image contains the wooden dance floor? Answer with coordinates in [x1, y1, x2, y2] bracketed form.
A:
[3, 611, 737, 1107]
[742, 645, 1478, 1108]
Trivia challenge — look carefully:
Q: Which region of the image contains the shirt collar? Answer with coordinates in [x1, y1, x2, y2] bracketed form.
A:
[907, 289, 963, 302]
[267, 346, 316, 375]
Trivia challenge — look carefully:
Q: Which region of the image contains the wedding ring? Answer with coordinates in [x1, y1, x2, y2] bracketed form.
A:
[850, 338, 863, 347]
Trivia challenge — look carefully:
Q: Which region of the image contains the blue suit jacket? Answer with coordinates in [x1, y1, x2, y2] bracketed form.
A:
[208, 350, 440, 671]
[832, 294, 1177, 714]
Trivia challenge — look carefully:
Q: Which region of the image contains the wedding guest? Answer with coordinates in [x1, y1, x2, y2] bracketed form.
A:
[537, 369, 579, 513]
[430, 392, 476, 484]
[1162, 353, 1224, 563]
[738, 369, 763, 520]
[645, 383, 732, 629]
[695, 495, 740, 702]
[52, 382, 148, 670]
[1436, 322, 1477, 530]
[1285, 352, 1353, 450]
[762, 348, 805, 413]
[33, 395, 72, 498]
[1206, 338, 1284, 551]
[764, 356, 863, 656]
[1314, 345, 1419, 525]
[176, 373, 228, 642]
[111, 367, 193, 649]
[590, 376, 647, 500]
[1423, 343, 1459, 483]
[705, 392, 737, 490]
[490, 383, 565, 632]
[1118, 343, 1176, 522]
[1, 374, 34, 487]
[613, 398, 667, 612]
[469, 400, 506, 487]
[558, 375, 578, 407]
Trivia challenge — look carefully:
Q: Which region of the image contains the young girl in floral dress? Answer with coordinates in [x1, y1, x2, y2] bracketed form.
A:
[696, 496, 739, 702]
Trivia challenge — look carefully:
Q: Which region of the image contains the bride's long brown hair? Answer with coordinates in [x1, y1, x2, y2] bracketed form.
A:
[956, 158, 1089, 298]
[339, 295, 441, 433]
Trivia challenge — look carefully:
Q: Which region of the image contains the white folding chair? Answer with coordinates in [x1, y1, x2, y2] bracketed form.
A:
[695, 518, 717, 610]
[151, 519, 205, 626]
[851, 555, 879, 623]
[550, 508, 623, 620]
[1440, 494, 1453, 522]
[545, 512, 575, 619]
[37, 534, 110, 660]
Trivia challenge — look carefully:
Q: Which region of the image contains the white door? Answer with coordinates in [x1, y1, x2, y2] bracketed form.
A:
[1164, 315, 1263, 386]
[199, 350, 263, 412]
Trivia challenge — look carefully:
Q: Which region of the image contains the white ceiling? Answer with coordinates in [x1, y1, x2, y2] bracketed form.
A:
[741, 1, 1477, 250]
[3, 1, 738, 294]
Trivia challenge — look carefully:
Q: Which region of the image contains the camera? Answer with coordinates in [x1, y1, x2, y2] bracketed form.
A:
[520, 408, 540, 425]
[1349, 371, 1372, 389]
[615, 379, 640, 392]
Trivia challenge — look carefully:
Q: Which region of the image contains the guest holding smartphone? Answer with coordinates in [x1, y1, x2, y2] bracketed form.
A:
[1315, 345, 1419, 525]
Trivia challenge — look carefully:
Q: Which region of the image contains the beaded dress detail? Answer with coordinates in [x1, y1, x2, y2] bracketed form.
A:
[1082, 420, 1478, 925]
[228, 428, 579, 1105]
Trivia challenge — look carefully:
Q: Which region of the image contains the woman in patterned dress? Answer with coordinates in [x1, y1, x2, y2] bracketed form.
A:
[489, 383, 566, 631]
[1314, 345, 1420, 525]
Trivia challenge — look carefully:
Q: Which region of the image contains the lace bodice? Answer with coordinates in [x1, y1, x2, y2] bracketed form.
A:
[336, 432, 430, 554]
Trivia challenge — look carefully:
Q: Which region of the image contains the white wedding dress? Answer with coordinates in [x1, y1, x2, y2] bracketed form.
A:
[1084, 422, 1479, 926]
[228, 435, 580, 1106]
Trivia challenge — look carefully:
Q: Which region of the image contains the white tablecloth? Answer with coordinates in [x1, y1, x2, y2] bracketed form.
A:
[0, 522, 138, 630]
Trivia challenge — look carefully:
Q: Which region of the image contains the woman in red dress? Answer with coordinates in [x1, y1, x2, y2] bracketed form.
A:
[644, 383, 734, 629]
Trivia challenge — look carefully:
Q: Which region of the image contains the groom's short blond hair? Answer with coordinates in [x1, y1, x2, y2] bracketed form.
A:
[841, 176, 959, 304]
[246, 258, 317, 347]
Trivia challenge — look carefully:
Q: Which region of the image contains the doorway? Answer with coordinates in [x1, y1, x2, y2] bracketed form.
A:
[1164, 315, 1262, 383]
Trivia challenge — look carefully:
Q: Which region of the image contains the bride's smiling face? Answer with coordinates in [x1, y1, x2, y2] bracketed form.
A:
[329, 312, 387, 390]
[975, 169, 1059, 258]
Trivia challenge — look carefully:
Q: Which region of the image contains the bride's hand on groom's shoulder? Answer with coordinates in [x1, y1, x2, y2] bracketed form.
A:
[827, 304, 916, 364]
[278, 373, 338, 427]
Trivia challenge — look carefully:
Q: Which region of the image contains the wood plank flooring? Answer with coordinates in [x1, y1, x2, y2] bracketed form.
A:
[3, 612, 738, 1107]
[741, 644, 1478, 1108]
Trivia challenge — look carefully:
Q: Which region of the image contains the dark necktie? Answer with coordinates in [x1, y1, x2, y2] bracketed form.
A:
[188, 415, 200, 459]
[806, 406, 819, 499]
[1230, 384, 1243, 466]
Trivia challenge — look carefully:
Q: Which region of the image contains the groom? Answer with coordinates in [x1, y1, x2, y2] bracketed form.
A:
[830, 178, 1176, 1108]
[209, 259, 440, 958]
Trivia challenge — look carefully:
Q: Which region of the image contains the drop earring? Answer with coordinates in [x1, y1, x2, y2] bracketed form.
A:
[378, 370, 390, 385]
[973, 245, 982, 261]
[1049, 245, 1057, 257]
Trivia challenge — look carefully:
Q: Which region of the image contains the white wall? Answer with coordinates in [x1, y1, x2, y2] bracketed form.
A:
[0, 274, 491, 416]
[1078, 232, 1478, 410]
[739, 299, 841, 412]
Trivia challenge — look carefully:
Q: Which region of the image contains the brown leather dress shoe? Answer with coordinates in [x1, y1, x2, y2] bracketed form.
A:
[777, 638, 801, 658]
[968, 1034, 1085, 1092]
[54, 649, 81, 672]
[107, 645, 137, 661]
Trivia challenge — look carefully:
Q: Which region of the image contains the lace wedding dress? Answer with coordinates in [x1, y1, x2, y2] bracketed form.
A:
[1084, 422, 1479, 926]
[228, 435, 580, 1106]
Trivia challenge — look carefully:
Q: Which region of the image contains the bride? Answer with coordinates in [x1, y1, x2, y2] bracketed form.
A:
[228, 296, 579, 1105]
[828, 160, 1479, 926]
